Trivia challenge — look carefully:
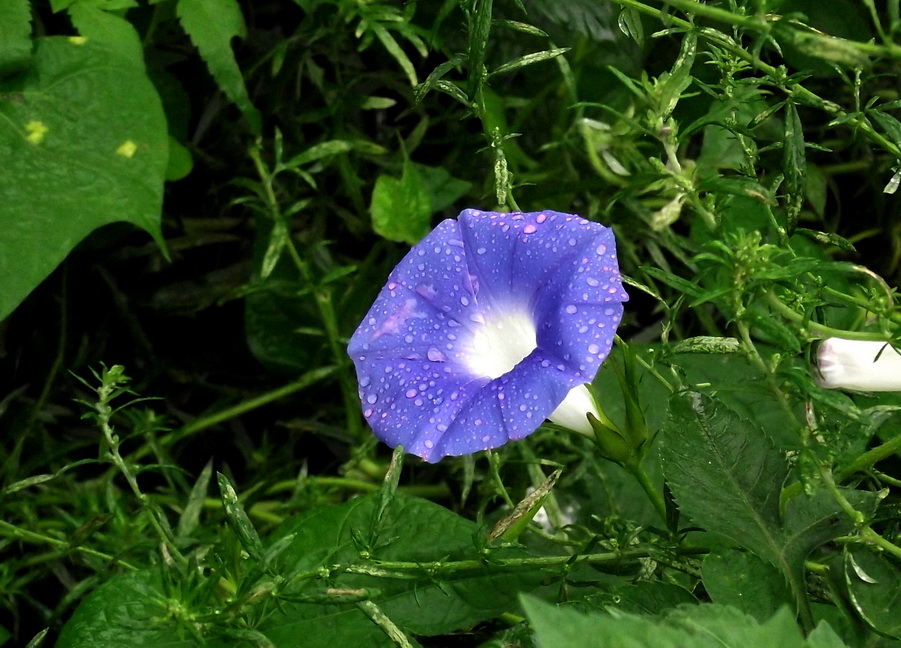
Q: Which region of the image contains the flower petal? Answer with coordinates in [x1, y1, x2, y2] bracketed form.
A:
[349, 209, 628, 461]
[433, 349, 580, 459]
[816, 338, 901, 392]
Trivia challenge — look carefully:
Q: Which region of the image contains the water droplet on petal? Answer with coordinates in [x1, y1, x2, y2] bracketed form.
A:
[586, 277, 599, 287]
[596, 244, 607, 255]
[427, 347, 447, 362]
[477, 247, 487, 255]
[360, 375, 371, 387]
[460, 296, 470, 306]
[366, 394, 378, 404]
[588, 344, 599, 354]
[405, 388, 418, 398]
[523, 224, 537, 234]
[565, 305, 577, 314]
[536, 213, 547, 223]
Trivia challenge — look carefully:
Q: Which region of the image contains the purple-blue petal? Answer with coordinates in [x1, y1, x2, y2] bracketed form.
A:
[433, 349, 578, 459]
[348, 209, 628, 462]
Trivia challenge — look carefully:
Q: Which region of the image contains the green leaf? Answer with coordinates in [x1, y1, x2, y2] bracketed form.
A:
[0, 0, 31, 76]
[783, 101, 806, 233]
[0, 37, 168, 321]
[488, 47, 570, 79]
[639, 266, 705, 298]
[67, 3, 143, 65]
[844, 546, 901, 638]
[661, 391, 790, 569]
[56, 571, 199, 648]
[410, 163, 472, 212]
[261, 493, 546, 642]
[371, 24, 417, 86]
[176, 0, 260, 133]
[522, 597, 833, 648]
[217, 472, 264, 561]
[370, 156, 432, 244]
[661, 392, 872, 624]
[703, 548, 793, 621]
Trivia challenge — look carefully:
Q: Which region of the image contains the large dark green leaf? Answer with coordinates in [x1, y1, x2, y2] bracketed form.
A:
[660, 392, 872, 621]
[522, 597, 850, 648]
[0, 37, 168, 321]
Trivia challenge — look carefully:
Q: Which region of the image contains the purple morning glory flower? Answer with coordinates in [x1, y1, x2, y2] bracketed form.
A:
[348, 209, 628, 462]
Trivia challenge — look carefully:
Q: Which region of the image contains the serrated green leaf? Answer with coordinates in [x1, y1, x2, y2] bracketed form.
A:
[370, 156, 432, 244]
[661, 393, 873, 626]
[523, 596, 817, 648]
[0, 37, 168, 321]
[176, 0, 260, 133]
[703, 548, 793, 621]
[0, 0, 32, 76]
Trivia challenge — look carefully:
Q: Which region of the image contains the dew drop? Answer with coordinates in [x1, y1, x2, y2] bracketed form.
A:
[424, 440, 434, 448]
[414, 398, 424, 406]
[460, 295, 470, 306]
[596, 244, 607, 255]
[366, 394, 378, 404]
[428, 347, 447, 362]
[536, 213, 547, 224]
[405, 388, 418, 398]
[477, 247, 487, 255]
[364, 408, 374, 418]
[360, 375, 371, 387]
[588, 344, 600, 354]
[586, 277, 599, 287]
[523, 224, 537, 234]
[565, 305, 577, 314]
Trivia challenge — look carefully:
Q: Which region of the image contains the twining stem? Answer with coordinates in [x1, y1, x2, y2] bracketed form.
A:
[302, 546, 708, 581]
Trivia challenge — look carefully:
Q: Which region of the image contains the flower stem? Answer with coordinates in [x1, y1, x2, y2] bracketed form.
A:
[838, 433, 901, 482]
[625, 460, 668, 526]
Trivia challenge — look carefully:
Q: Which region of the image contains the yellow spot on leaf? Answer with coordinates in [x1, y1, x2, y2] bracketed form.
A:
[25, 121, 48, 145]
[69, 36, 87, 45]
[116, 140, 137, 158]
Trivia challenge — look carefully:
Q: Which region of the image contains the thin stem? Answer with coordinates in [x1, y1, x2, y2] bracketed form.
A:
[249, 146, 363, 441]
[0, 520, 137, 569]
[626, 460, 668, 525]
[819, 464, 901, 560]
[766, 292, 895, 341]
[838, 434, 901, 482]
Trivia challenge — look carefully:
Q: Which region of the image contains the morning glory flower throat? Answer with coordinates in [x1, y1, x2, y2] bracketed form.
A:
[348, 209, 628, 462]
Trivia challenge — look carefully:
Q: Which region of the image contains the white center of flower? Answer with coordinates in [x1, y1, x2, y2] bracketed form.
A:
[465, 307, 537, 379]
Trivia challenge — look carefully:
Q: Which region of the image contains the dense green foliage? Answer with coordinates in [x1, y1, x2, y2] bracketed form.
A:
[3, 0, 901, 646]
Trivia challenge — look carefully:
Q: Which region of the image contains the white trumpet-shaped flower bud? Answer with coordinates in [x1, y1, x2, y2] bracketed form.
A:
[816, 338, 901, 392]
